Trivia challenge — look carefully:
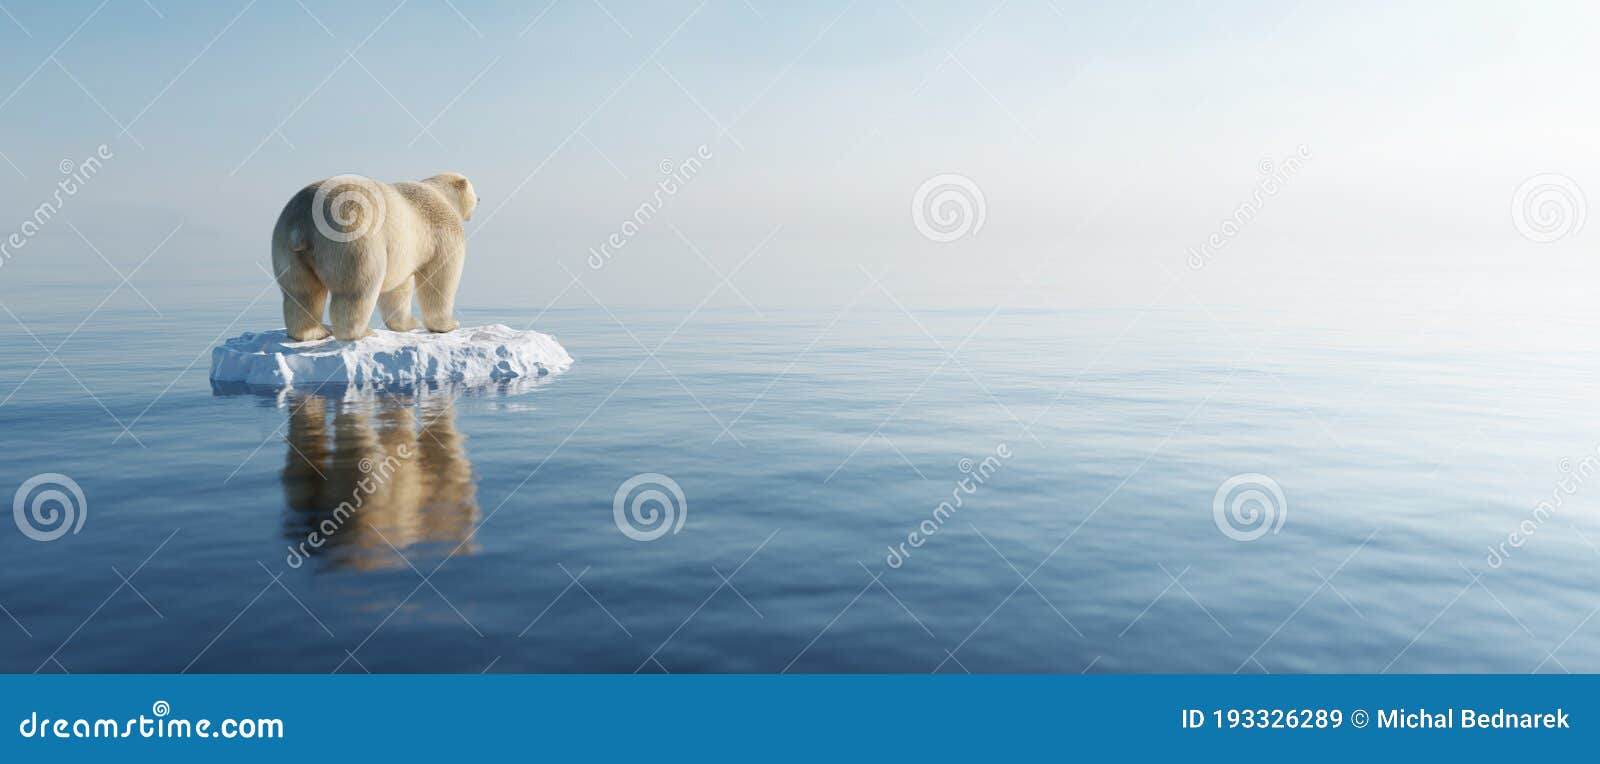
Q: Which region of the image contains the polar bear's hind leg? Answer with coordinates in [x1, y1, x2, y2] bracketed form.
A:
[327, 241, 385, 341]
[274, 251, 331, 342]
[329, 287, 380, 341]
[379, 277, 421, 331]
[329, 273, 382, 341]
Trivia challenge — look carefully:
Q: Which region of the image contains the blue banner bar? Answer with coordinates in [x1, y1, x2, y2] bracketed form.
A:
[0, 675, 1590, 761]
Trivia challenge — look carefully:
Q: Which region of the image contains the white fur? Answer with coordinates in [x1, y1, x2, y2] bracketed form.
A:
[270, 172, 479, 341]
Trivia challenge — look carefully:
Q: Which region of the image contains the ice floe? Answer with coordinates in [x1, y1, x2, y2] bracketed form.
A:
[209, 324, 572, 391]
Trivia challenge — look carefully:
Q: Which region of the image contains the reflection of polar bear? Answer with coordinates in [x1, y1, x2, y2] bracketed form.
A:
[271, 173, 478, 342]
[280, 391, 479, 571]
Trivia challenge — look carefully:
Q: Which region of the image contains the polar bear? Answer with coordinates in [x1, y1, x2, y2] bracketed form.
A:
[270, 173, 478, 341]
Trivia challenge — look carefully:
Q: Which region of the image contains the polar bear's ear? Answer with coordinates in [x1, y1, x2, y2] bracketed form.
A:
[450, 176, 476, 221]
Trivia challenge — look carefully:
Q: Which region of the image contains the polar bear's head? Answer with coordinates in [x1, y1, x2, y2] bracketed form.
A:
[427, 172, 479, 222]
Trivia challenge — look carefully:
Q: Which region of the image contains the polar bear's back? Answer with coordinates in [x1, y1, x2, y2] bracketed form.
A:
[271, 176, 461, 292]
[391, 181, 466, 234]
[272, 178, 408, 252]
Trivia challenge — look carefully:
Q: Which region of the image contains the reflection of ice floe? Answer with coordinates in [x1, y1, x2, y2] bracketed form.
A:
[209, 324, 572, 392]
[212, 374, 560, 406]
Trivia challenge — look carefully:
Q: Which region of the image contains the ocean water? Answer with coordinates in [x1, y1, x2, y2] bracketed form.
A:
[3, 257, 1600, 673]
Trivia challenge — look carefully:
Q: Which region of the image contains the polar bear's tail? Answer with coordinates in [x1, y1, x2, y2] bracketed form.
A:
[287, 224, 312, 254]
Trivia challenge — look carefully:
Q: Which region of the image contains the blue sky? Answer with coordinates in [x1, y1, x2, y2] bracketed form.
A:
[1, 1, 1598, 315]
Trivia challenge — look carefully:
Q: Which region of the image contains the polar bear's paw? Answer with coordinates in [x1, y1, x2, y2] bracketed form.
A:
[333, 327, 376, 342]
[426, 319, 461, 334]
[288, 325, 332, 342]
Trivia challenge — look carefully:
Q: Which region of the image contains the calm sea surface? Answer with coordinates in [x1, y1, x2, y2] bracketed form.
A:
[3, 258, 1599, 673]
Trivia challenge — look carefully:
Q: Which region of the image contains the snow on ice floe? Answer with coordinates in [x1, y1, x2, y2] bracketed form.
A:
[208, 324, 572, 391]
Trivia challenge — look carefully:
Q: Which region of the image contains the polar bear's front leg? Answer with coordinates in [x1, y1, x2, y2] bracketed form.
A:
[379, 277, 421, 331]
[417, 254, 463, 334]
